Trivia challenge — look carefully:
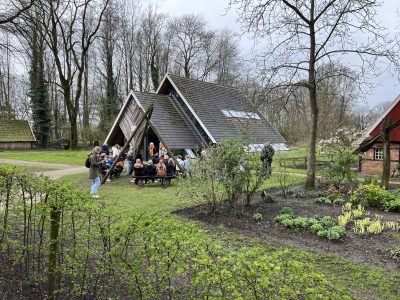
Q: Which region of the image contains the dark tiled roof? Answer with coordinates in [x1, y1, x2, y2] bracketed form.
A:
[0, 119, 36, 142]
[167, 75, 286, 144]
[133, 92, 202, 149]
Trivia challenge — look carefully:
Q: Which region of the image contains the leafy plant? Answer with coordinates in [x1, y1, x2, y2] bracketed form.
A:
[390, 248, 400, 261]
[262, 194, 274, 203]
[349, 183, 400, 212]
[253, 212, 263, 222]
[275, 208, 344, 240]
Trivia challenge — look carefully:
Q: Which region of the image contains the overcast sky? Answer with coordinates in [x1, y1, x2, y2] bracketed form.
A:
[153, 0, 400, 108]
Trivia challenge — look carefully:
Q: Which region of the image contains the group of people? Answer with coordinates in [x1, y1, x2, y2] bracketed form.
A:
[88, 142, 192, 197]
[88, 141, 274, 197]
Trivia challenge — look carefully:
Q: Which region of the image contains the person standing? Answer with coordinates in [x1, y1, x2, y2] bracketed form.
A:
[261, 142, 275, 178]
[159, 143, 167, 157]
[126, 147, 135, 176]
[182, 156, 192, 177]
[148, 142, 156, 159]
[89, 146, 101, 198]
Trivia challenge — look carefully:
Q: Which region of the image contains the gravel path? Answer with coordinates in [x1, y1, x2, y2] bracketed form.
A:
[0, 158, 87, 179]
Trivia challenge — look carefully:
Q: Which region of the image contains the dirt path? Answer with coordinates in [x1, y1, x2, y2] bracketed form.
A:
[0, 158, 87, 179]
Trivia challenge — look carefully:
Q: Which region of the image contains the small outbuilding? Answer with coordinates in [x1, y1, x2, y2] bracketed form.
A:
[358, 95, 400, 175]
[105, 74, 286, 159]
[0, 119, 36, 150]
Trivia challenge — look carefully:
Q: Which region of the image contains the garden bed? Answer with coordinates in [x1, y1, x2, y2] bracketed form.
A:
[174, 190, 400, 270]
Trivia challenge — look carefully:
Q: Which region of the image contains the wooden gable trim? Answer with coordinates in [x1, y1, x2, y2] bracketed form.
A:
[364, 94, 400, 137]
[104, 90, 136, 145]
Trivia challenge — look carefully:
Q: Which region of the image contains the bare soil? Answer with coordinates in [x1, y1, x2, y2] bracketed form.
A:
[174, 189, 400, 270]
[0, 256, 45, 299]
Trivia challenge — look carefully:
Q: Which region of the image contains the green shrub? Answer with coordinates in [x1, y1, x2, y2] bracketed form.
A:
[253, 212, 263, 222]
[350, 184, 400, 211]
[390, 247, 400, 261]
[263, 194, 274, 203]
[279, 207, 294, 216]
[275, 208, 344, 240]
[333, 197, 345, 205]
[315, 197, 331, 204]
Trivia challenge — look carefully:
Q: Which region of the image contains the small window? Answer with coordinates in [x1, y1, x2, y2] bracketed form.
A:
[374, 149, 383, 160]
[221, 109, 261, 120]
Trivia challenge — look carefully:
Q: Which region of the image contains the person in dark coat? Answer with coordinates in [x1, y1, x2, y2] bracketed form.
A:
[260, 142, 275, 178]
[166, 158, 176, 186]
[133, 159, 145, 187]
[101, 144, 110, 155]
[89, 146, 101, 198]
[145, 160, 157, 183]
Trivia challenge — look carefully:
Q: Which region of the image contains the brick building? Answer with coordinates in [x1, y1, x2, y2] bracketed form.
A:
[359, 95, 400, 175]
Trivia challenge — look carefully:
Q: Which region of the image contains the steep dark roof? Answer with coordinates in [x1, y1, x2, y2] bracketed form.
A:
[165, 74, 286, 144]
[0, 119, 36, 142]
[133, 91, 202, 149]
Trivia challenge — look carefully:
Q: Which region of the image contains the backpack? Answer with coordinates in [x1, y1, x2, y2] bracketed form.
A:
[85, 155, 91, 168]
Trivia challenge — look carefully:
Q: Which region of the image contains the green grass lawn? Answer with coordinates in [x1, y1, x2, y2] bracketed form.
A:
[0, 149, 89, 166]
[0, 163, 58, 172]
[273, 147, 332, 175]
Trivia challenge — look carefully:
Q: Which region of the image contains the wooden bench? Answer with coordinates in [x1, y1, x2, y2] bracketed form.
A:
[131, 175, 177, 187]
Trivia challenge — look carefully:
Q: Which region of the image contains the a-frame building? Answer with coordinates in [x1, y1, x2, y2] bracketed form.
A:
[105, 74, 286, 158]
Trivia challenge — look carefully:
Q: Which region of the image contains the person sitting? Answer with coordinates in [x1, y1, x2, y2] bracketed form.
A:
[101, 144, 110, 155]
[162, 155, 169, 166]
[166, 158, 176, 186]
[112, 144, 120, 158]
[133, 159, 145, 187]
[144, 159, 157, 183]
[152, 154, 159, 165]
[156, 160, 167, 185]
[105, 156, 116, 178]
[115, 157, 124, 177]
[99, 153, 110, 182]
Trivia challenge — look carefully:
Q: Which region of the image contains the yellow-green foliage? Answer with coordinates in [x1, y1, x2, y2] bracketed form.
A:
[385, 221, 399, 231]
[338, 212, 352, 228]
[339, 204, 399, 235]
[351, 204, 365, 219]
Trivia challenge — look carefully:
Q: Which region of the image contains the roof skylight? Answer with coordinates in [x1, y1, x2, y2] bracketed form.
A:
[221, 109, 261, 120]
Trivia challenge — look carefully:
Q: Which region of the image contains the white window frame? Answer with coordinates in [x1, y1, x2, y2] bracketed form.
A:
[374, 148, 383, 160]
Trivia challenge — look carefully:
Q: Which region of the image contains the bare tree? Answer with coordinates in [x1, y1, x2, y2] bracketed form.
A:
[170, 14, 206, 78]
[0, 0, 34, 25]
[230, 0, 398, 189]
[38, 0, 109, 149]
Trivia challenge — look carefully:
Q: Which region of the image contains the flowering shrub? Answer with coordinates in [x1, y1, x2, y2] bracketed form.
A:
[319, 129, 362, 184]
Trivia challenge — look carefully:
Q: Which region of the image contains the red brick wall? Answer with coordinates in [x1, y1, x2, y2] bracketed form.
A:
[361, 142, 400, 175]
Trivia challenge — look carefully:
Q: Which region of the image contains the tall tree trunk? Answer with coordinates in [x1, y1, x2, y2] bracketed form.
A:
[305, 1, 317, 190]
[82, 57, 90, 145]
